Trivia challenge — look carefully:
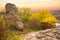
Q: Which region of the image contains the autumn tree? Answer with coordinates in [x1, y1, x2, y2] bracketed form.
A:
[30, 10, 57, 23]
[29, 10, 57, 29]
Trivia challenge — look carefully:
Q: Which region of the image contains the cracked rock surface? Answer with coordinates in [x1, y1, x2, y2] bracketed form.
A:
[24, 28, 60, 40]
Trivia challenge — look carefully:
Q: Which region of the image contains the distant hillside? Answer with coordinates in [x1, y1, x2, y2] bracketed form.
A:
[51, 10, 60, 20]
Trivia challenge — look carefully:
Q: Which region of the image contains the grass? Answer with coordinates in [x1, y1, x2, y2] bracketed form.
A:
[1, 25, 55, 40]
[2, 27, 42, 40]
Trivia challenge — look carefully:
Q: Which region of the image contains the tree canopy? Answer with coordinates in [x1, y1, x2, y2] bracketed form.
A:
[29, 10, 57, 23]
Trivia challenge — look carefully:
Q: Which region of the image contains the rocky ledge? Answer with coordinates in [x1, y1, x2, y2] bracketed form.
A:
[24, 28, 60, 40]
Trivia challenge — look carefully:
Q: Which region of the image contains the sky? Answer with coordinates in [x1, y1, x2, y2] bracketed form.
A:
[0, 0, 60, 11]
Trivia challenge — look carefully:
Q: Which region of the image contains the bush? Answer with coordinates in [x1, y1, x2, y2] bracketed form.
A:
[40, 22, 56, 30]
[28, 18, 42, 30]
[28, 10, 57, 30]
[0, 15, 6, 30]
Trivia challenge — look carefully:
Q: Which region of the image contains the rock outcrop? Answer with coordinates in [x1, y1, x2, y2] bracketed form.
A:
[5, 3, 24, 31]
[24, 28, 60, 40]
[5, 3, 18, 14]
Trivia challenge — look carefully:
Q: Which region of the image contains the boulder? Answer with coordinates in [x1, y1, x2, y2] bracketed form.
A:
[24, 28, 60, 40]
[5, 3, 24, 31]
[5, 3, 18, 14]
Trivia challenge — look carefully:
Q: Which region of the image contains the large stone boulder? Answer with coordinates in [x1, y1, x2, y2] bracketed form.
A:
[5, 3, 18, 14]
[24, 28, 60, 40]
[5, 3, 24, 31]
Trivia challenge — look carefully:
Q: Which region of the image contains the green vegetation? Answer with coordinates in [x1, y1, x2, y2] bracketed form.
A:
[0, 9, 58, 40]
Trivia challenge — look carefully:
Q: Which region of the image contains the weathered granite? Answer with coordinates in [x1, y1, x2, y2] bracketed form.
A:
[24, 28, 60, 40]
[5, 3, 18, 14]
[5, 3, 24, 31]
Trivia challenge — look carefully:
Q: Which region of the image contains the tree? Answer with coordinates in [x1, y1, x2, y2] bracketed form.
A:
[29, 10, 57, 29]
[30, 10, 57, 23]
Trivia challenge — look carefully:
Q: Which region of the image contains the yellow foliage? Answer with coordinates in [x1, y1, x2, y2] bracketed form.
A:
[30, 13, 40, 20]
[43, 16, 57, 23]
[0, 15, 6, 29]
[30, 10, 57, 23]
